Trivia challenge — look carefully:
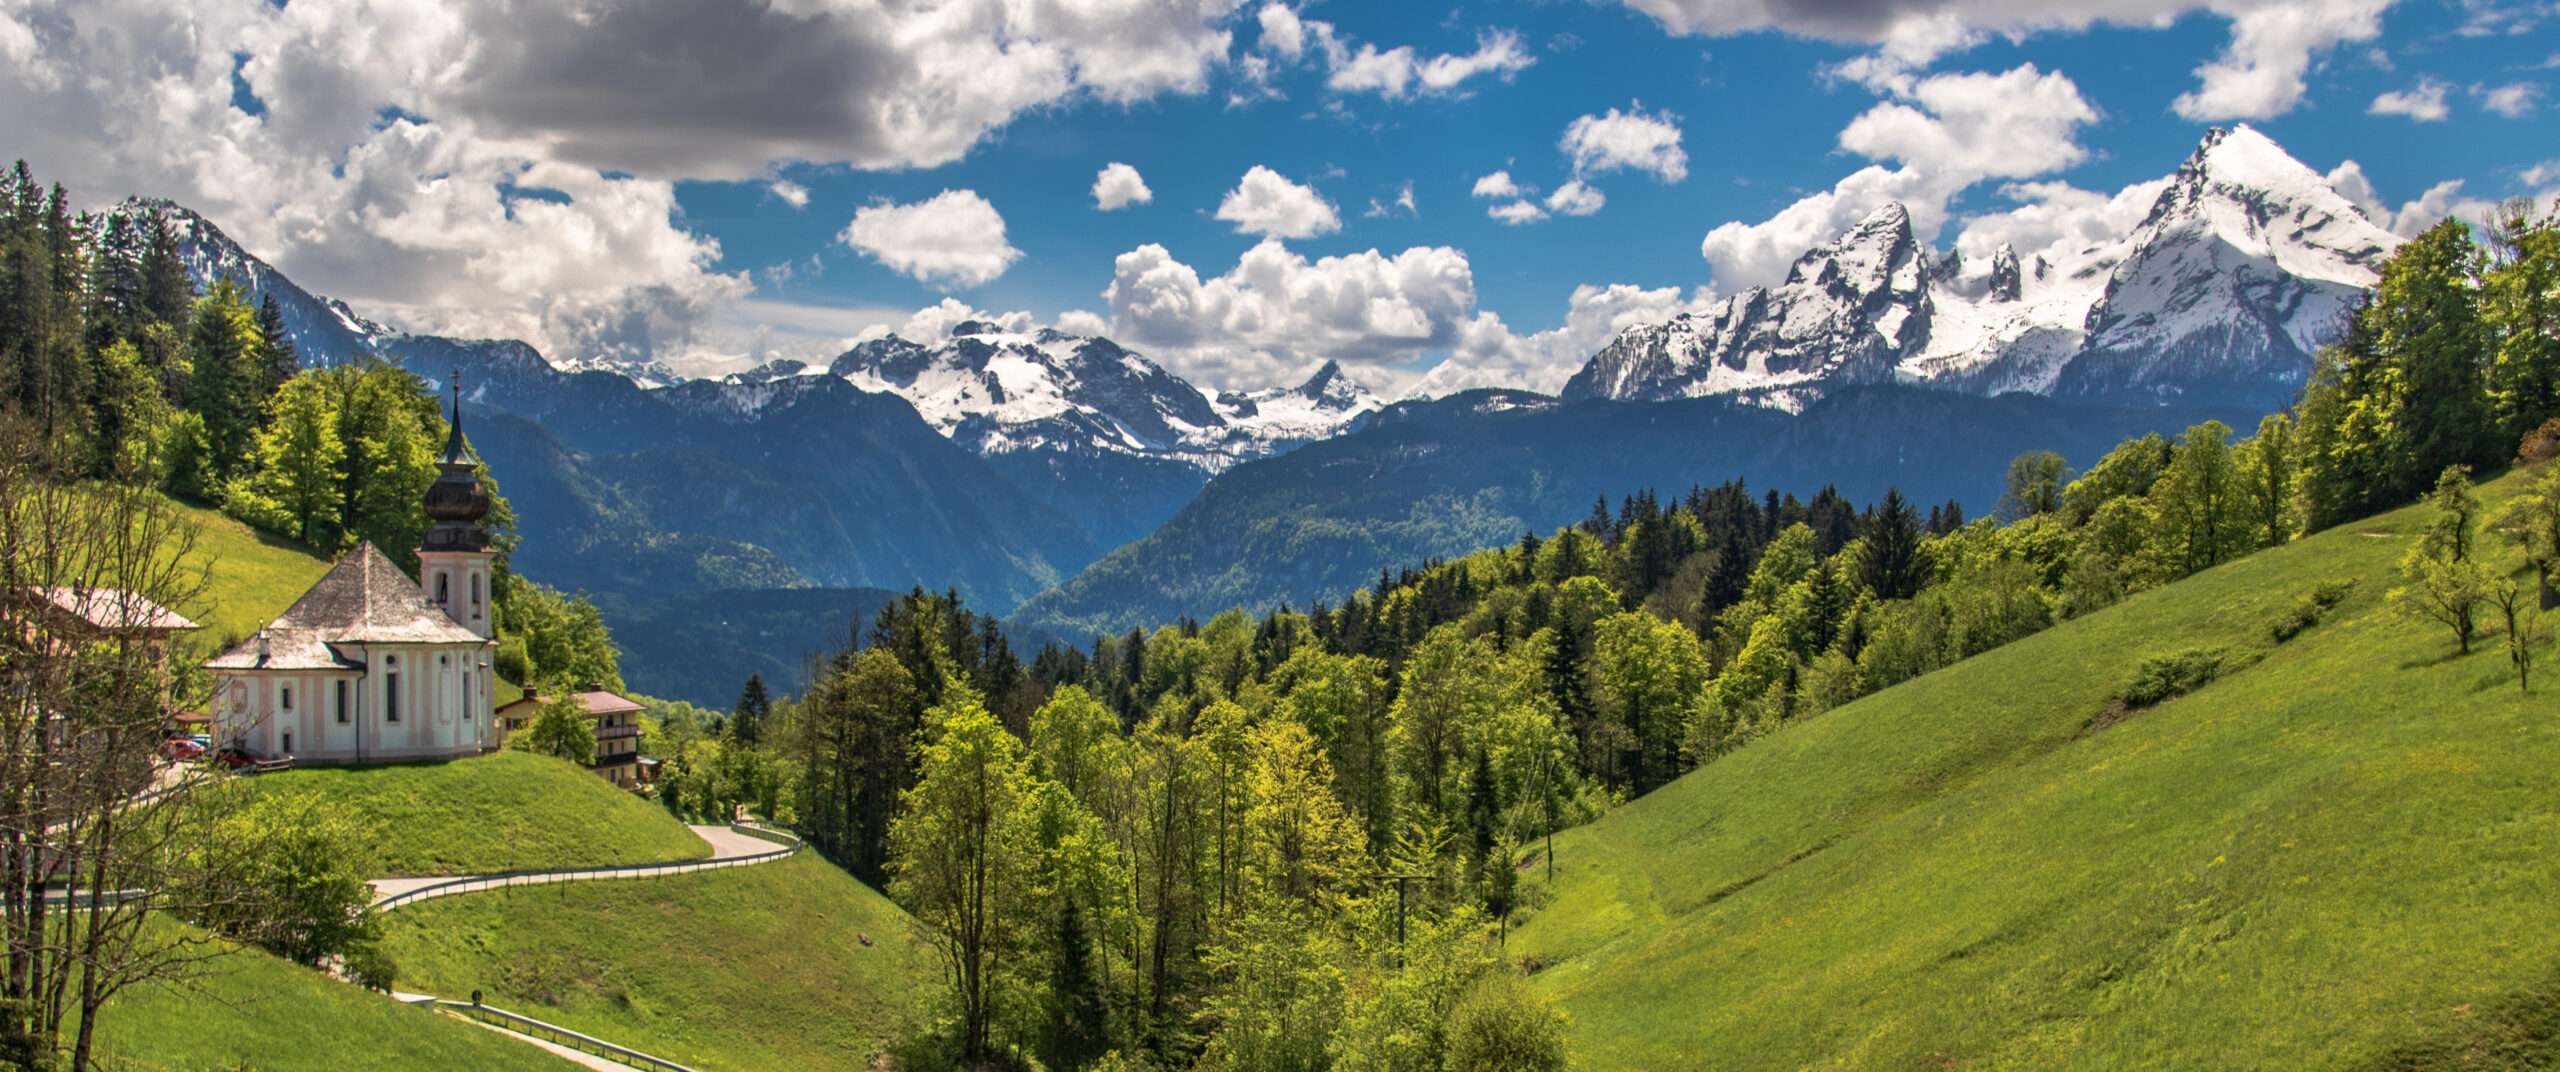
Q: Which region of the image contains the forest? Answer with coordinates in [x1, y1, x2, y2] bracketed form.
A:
[0, 160, 621, 692]
[635, 203, 2560, 1070]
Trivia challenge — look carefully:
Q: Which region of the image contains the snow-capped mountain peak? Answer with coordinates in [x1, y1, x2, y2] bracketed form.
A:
[1566, 125, 2400, 411]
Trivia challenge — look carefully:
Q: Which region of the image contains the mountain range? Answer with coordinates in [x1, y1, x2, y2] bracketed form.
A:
[1562, 125, 2397, 412]
[158, 123, 2403, 694]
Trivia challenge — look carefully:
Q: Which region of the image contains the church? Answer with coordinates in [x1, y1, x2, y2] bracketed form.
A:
[205, 389, 500, 764]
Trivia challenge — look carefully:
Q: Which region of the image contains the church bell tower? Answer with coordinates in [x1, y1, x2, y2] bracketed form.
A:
[417, 375, 497, 640]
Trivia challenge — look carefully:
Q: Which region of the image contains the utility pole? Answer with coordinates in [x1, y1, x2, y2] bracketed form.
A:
[1373, 872, 1431, 966]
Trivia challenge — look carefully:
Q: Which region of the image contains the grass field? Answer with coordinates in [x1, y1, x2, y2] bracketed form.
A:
[91, 927, 575, 1072]
[1509, 467, 2560, 1070]
[249, 750, 712, 876]
[162, 496, 334, 650]
[382, 852, 933, 1071]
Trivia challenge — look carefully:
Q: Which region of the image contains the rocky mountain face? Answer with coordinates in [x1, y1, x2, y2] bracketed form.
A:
[812, 326, 1380, 548]
[1561, 126, 2399, 412]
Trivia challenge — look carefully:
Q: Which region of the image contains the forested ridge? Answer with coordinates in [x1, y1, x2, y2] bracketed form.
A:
[631, 197, 2560, 1071]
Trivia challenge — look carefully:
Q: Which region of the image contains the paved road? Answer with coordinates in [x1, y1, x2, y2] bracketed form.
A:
[368, 824, 783, 905]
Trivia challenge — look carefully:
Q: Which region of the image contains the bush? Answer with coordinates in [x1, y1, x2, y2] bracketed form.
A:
[345, 942, 399, 992]
[1444, 972, 1571, 1072]
[2123, 647, 2228, 707]
[2517, 417, 2560, 467]
[2268, 579, 2358, 642]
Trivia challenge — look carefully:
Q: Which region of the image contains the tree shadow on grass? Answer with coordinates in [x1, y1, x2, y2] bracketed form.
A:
[2366, 968, 2560, 1071]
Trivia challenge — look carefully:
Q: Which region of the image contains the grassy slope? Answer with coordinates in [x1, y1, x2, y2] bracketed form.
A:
[93, 929, 574, 1072]
[382, 853, 933, 1071]
[1512, 468, 2559, 1071]
[250, 750, 711, 876]
[167, 496, 332, 648]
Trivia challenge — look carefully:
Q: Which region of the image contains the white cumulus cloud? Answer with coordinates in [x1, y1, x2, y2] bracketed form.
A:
[1413, 282, 1719, 397]
[837, 190, 1023, 288]
[2474, 81, 2542, 118]
[1561, 105, 1688, 182]
[1701, 63, 2098, 290]
[0, 0, 1249, 370]
[1326, 30, 1536, 99]
[1215, 165, 1342, 239]
[1092, 162, 1154, 210]
[768, 179, 810, 208]
[1472, 171, 1526, 199]
[1545, 180, 1607, 216]
[1104, 238, 1476, 388]
[2368, 76, 2451, 120]
[2173, 0, 2393, 120]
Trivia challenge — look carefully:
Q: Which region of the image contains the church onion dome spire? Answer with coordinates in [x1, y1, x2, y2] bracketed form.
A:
[419, 372, 492, 553]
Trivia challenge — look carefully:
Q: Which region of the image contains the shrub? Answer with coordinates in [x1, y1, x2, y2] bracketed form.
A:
[2517, 416, 2560, 468]
[2268, 579, 2358, 642]
[345, 942, 399, 992]
[1444, 972, 1571, 1072]
[2123, 647, 2228, 707]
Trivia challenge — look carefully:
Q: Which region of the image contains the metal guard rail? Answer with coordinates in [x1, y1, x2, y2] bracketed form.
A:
[374, 821, 801, 912]
[439, 999, 699, 1072]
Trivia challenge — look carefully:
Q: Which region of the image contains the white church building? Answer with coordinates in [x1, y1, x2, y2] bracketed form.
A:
[206, 388, 500, 764]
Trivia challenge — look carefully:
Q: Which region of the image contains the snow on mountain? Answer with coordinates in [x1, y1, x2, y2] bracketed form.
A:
[1562, 125, 2401, 412]
[1562, 202, 1929, 411]
[827, 322, 1379, 474]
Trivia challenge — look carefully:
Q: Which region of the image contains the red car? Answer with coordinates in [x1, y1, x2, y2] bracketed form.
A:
[157, 738, 205, 762]
[211, 746, 258, 770]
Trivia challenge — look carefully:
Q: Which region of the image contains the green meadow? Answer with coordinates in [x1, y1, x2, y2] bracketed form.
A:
[1512, 467, 2560, 1070]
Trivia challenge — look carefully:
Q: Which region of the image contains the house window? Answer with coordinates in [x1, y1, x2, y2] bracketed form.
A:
[462, 674, 473, 720]
[336, 680, 349, 724]
[471, 575, 483, 619]
[435, 573, 448, 605]
[280, 686, 293, 711]
[385, 674, 400, 723]
[281, 731, 292, 753]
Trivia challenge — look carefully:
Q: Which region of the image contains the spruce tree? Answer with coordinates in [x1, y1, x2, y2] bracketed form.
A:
[184, 279, 258, 487]
[732, 673, 770, 747]
[254, 291, 299, 403]
[1859, 489, 1924, 600]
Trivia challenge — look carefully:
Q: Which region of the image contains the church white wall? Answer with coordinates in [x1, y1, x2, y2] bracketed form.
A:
[213, 642, 493, 765]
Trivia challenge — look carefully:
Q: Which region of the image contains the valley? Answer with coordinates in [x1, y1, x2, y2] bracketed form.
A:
[2, 104, 2554, 1072]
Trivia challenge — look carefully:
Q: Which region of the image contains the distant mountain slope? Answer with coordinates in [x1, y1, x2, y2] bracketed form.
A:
[823, 324, 1380, 547]
[157, 212, 1100, 613]
[1010, 386, 2253, 640]
[596, 585, 1070, 708]
[1562, 125, 2395, 412]
[1511, 469, 2552, 1071]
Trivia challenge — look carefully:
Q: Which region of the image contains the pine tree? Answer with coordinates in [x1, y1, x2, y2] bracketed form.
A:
[731, 673, 770, 747]
[1859, 489, 1924, 600]
[253, 291, 299, 404]
[183, 279, 260, 489]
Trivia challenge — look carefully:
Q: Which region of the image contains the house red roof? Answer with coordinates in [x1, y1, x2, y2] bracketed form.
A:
[495, 686, 646, 721]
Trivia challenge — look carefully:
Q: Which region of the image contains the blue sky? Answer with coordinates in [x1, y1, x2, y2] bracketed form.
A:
[5, 0, 2554, 395]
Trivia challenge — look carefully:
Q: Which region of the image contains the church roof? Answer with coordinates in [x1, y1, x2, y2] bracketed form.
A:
[205, 542, 486, 670]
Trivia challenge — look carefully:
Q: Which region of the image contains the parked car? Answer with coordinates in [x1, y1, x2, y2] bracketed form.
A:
[157, 738, 205, 762]
[212, 746, 259, 771]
